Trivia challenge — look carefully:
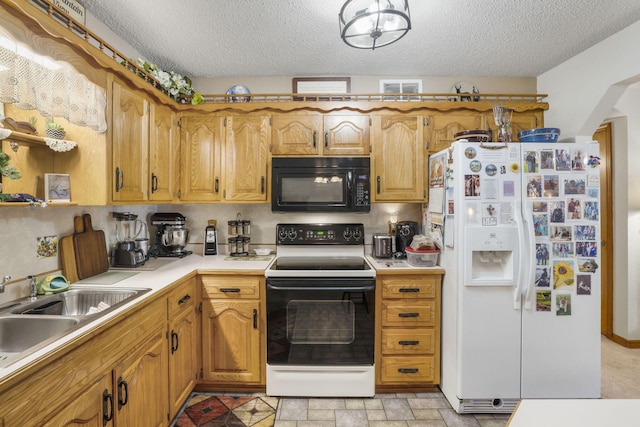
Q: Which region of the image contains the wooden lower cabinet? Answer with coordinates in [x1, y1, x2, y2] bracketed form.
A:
[375, 272, 443, 390]
[0, 295, 169, 427]
[41, 374, 113, 427]
[113, 328, 168, 426]
[167, 277, 199, 419]
[200, 275, 264, 386]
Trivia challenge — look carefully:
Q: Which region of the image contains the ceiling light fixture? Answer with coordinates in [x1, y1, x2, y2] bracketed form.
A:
[339, 0, 411, 50]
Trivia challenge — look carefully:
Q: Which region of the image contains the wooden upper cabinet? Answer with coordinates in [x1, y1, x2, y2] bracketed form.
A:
[372, 115, 426, 202]
[426, 113, 484, 154]
[323, 114, 370, 156]
[271, 114, 322, 155]
[224, 115, 269, 202]
[149, 104, 178, 202]
[483, 110, 543, 142]
[179, 115, 223, 202]
[271, 114, 370, 156]
[111, 79, 149, 202]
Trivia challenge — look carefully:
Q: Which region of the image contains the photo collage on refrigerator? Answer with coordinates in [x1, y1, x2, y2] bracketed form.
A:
[525, 147, 600, 316]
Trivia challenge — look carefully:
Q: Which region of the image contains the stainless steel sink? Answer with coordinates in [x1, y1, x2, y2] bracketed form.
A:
[11, 288, 146, 316]
[0, 287, 151, 368]
[0, 315, 80, 353]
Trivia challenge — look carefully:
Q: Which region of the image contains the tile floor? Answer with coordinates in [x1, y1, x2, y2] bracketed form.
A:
[273, 391, 510, 427]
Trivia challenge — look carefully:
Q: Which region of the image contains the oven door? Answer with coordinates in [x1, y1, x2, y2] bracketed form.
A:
[266, 277, 375, 365]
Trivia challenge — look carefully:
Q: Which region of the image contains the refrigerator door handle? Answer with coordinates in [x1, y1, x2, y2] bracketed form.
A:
[521, 201, 537, 310]
[513, 202, 526, 309]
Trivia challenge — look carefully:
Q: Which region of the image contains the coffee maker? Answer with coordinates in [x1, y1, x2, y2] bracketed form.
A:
[111, 212, 146, 267]
[149, 212, 192, 258]
[395, 221, 420, 258]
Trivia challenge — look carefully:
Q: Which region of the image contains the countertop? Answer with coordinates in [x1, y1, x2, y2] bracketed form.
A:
[0, 253, 275, 380]
[0, 252, 443, 380]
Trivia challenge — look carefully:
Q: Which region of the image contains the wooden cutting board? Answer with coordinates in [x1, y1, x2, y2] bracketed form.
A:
[59, 216, 84, 283]
[73, 213, 110, 280]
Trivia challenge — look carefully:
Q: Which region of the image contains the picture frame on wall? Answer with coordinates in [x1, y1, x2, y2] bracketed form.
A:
[44, 173, 71, 203]
[292, 77, 351, 101]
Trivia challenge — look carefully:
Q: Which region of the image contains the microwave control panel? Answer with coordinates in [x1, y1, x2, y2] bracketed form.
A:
[354, 171, 370, 206]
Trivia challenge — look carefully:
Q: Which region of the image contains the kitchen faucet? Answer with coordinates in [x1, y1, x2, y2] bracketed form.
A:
[28, 275, 37, 300]
[0, 275, 9, 293]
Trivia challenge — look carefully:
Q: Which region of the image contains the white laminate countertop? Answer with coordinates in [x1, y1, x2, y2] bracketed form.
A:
[365, 255, 443, 271]
[0, 254, 275, 380]
[0, 253, 442, 380]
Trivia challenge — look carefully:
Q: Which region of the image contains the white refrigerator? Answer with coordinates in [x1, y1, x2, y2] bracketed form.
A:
[430, 141, 601, 414]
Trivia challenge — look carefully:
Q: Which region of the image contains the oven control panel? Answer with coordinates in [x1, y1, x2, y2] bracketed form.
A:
[276, 223, 364, 245]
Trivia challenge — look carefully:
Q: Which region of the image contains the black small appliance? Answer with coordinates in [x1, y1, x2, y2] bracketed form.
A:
[149, 212, 192, 258]
[395, 221, 420, 258]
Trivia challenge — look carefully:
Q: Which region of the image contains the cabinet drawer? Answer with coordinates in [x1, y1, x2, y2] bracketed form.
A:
[167, 278, 196, 318]
[202, 275, 261, 299]
[381, 329, 436, 355]
[380, 356, 436, 383]
[381, 301, 436, 327]
[381, 276, 437, 299]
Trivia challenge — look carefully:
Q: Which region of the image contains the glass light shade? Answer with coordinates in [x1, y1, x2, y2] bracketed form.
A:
[339, 0, 411, 49]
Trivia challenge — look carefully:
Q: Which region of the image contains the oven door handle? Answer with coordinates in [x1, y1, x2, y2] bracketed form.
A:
[266, 284, 375, 292]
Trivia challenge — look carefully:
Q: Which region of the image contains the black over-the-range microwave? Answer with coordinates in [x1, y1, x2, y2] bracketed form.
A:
[271, 157, 371, 213]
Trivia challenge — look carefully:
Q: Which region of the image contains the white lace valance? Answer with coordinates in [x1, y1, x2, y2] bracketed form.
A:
[0, 27, 107, 133]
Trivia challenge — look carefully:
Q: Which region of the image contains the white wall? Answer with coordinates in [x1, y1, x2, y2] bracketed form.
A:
[192, 75, 536, 96]
[538, 20, 640, 141]
[538, 21, 640, 340]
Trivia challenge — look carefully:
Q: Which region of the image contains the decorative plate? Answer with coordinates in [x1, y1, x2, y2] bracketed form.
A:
[226, 85, 251, 102]
[450, 82, 480, 102]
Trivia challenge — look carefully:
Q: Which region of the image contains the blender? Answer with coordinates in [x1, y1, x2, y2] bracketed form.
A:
[111, 212, 146, 267]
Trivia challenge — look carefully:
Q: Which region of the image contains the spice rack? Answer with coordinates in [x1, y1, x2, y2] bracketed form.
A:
[227, 213, 251, 256]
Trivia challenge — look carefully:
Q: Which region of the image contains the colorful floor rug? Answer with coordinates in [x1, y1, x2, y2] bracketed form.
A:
[172, 393, 278, 427]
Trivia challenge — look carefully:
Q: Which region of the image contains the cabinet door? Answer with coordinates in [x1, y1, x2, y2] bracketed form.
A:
[323, 114, 370, 155]
[111, 80, 149, 201]
[41, 375, 113, 427]
[114, 329, 168, 427]
[179, 115, 223, 202]
[149, 104, 178, 202]
[202, 300, 261, 383]
[224, 116, 269, 201]
[168, 304, 198, 420]
[271, 114, 322, 155]
[372, 115, 426, 202]
[484, 111, 543, 142]
[427, 113, 484, 153]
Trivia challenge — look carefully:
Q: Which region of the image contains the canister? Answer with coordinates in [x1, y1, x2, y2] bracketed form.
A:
[373, 233, 393, 258]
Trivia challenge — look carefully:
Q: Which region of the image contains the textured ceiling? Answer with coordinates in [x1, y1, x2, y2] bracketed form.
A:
[78, 0, 640, 79]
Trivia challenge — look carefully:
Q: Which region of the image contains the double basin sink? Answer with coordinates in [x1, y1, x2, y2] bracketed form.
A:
[0, 287, 150, 368]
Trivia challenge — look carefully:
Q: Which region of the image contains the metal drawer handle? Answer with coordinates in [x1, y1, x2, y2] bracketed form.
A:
[220, 288, 241, 293]
[399, 288, 420, 293]
[103, 390, 114, 426]
[399, 340, 419, 346]
[117, 376, 128, 409]
[178, 294, 191, 305]
[171, 330, 179, 354]
[398, 368, 419, 374]
[398, 312, 420, 318]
